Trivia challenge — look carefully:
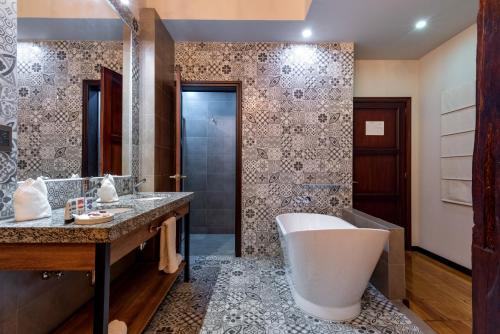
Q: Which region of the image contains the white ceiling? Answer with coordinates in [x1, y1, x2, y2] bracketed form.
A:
[163, 0, 478, 59]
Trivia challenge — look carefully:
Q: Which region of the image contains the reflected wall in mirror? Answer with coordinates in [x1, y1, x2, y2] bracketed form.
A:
[16, 0, 127, 179]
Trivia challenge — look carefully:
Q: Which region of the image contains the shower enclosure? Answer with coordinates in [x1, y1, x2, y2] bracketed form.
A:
[181, 89, 237, 253]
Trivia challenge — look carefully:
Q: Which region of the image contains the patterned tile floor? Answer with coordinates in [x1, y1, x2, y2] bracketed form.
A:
[145, 256, 422, 334]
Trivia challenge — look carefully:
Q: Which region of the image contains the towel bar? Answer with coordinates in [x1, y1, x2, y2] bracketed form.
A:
[148, 212, 180, 233]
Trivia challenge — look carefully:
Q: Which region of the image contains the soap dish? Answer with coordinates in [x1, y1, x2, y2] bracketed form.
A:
[74, 211, 114, 225]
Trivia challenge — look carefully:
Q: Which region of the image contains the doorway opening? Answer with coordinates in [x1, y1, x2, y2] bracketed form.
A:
[82, 67, 123, 177]
[353, 97, 411, 248]
[180, 82, 242, 257]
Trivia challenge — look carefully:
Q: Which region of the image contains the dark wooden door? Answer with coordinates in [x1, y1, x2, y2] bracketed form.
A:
[99, 67, 122, 175]
[472, 1, 499, 332]
[353, 98, 411, 247]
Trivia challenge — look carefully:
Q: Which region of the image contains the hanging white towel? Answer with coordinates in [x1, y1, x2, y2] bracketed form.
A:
[13, 177, 51, 222]
[97, 174, 119, 203]
[159, 217, 183, 274]
[108, 320, 127, 334]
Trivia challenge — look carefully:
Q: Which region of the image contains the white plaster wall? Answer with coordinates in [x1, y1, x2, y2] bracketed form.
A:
[354, 60, 421, 245]
[417, 25, 476, 268]
[354, 24, 477, 269]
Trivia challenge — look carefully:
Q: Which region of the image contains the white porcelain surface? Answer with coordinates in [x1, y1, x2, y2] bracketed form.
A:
[276, 213, 389, 321]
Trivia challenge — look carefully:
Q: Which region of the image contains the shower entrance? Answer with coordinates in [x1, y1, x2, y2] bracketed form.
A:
[178, 81, 242, 257]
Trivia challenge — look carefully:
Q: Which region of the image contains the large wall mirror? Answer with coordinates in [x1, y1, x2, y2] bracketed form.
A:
[16, 0, 131, 179]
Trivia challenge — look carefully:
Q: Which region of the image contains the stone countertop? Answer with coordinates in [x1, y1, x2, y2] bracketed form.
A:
[0, 192, 194, 243]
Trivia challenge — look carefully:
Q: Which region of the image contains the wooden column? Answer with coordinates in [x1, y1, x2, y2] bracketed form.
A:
[472, 1, 500, 333]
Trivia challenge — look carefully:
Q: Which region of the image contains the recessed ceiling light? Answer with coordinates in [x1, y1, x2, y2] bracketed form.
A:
[302, 28, 312, 38]
[415, 20, 427, 30]
[120, 0, 130, 5]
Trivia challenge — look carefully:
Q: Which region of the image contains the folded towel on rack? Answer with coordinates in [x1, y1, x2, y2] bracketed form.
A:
[108, 320, 127, 334]
[97, 174, 119, 203]
[159, 216, 183, 274]
[13, 177, 51, 222]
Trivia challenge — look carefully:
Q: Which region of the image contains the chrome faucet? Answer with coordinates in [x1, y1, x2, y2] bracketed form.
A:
[134, 178, 147, 195]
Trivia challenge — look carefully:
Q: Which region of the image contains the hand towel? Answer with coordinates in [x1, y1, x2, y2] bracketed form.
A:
[97, 174, 119, 203]
[159, 216, 183, 274]
[13, 177, 52, 222]
[108, 320, 127, 334]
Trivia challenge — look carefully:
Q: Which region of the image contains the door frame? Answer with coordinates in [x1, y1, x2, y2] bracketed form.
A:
[82, 79, 101, 177]
[180, 81, 243, 257]
[353, 97, 412, 248]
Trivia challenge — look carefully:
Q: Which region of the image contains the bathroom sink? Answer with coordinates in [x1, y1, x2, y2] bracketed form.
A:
[134, 197, 165, 202]
[99, 207, 134, 214]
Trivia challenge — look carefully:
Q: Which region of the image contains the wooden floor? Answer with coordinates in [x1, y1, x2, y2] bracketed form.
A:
[405, 251, 472, 334]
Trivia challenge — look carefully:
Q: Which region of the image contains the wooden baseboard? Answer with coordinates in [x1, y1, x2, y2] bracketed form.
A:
[411, 246, 471, 276]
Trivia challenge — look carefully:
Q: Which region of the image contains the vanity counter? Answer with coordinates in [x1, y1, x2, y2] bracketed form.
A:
[0, 192, 194, 243]
[0, 192, 193, 334]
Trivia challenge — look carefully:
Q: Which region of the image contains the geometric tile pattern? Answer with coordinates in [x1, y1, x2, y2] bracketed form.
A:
[176, 42, 354, 256]
[0, 0, 18, 218]
[16, 41, 123, 180]
[145, 256, 423, 334]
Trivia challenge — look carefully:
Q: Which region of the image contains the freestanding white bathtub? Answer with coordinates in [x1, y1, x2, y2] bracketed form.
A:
[276, 213, 389, 321]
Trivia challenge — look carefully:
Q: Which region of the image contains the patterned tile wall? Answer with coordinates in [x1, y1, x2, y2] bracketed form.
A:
[176, 42, 354, 256]
[16, 40, 123, 180]
[0, 0, 17, 218]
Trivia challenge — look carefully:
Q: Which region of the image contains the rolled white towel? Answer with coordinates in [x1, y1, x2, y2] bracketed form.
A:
[108, 320, 127, 334]
[13, 177, 51, 222]
[97, 175, 119, 203]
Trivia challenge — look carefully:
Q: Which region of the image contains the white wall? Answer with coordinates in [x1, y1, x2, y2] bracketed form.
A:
[354, 24, 477, 269]
[418, 25, 476, 268]
[354, 60, 421, 245]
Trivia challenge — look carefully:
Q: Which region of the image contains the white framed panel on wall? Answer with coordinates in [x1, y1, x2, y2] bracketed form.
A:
[440, 82, 475, 206]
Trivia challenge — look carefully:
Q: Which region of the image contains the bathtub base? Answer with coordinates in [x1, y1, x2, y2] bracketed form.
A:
[291, 287, 361, 321]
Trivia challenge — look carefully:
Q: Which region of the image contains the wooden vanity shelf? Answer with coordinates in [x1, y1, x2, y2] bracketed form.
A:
[54, 261, 185, 334]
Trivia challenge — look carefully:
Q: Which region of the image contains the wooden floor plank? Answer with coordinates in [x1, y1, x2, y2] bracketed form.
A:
[406, 251, 472, 334]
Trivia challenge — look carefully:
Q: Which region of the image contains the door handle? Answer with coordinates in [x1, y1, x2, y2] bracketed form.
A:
[353, 181, 358, 184]
[169, 174, 187, 180]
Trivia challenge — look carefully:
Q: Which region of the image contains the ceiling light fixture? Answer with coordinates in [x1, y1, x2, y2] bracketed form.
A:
[302, 28, 312, 38]
[415, 19, 427, 30]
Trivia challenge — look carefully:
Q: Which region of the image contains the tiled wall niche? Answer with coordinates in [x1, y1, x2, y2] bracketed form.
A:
[16, 40, 123, 180]
[176, 42, 355, 256]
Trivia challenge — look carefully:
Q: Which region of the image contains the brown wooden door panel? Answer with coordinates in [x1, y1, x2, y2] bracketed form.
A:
[100, 67, 123, 175]
[354, 155, 398, 193]
[354, 106, 399, 148]
[353, 198, 399, 224]
[353, 98, 410, 248]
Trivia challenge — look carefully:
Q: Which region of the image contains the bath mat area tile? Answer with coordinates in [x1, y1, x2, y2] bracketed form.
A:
[145, 256, 423, 334]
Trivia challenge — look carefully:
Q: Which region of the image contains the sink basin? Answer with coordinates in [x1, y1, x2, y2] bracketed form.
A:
[99, 207, 134, 214]
[135, 197, 164, 202]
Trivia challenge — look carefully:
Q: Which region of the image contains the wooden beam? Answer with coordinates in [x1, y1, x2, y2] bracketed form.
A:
[472, 1, 500, 333]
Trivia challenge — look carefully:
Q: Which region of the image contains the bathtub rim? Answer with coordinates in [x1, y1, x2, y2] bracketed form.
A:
[275, 212, 390, 237]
